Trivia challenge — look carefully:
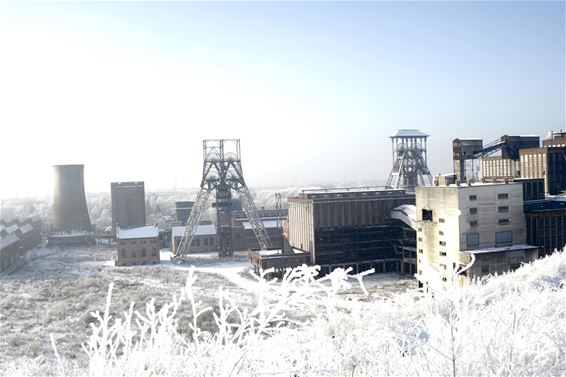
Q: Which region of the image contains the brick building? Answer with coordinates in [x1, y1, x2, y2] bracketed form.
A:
[116, 225, 160, 266]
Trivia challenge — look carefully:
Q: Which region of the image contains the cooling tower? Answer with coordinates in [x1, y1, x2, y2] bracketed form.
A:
[52, 164, 91, 231]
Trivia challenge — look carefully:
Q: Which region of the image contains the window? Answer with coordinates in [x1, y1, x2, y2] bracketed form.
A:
[469, 207, 478, 215]
[439, 231, 444, 236]
[120, 249, 126, 258]
[498, 193, 509, 200]
[439, 251, 447, 257]
[196, 239, 201, 246]
[131, 251, 136, 258]
[152, 248, 157, 256]
[142, 248, 146, 257]
[418, 237, 423, 242]
[467, 233, 480, 249]
[418, 228, 422, 232]
[204, 238, 208, 246]
[439, 263, 447, 270]
[498, 219, 510, 225]
[442, 277, 448, 282]
[469, 220, 478, 228]
[418, 249, 423, 254]
[495, 231, 513, 246]
[418, 270, 422, 275]
[422, 209, 433, 221]
[498, 206, 509, 213]
[469, 195, 477, 201]
[439, 218, 445, 223]
[439, 241, 446, 246]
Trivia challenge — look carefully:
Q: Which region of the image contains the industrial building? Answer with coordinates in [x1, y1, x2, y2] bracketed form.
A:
[232, 214, 286, 251]
[171, 223, 217, 253]
[519, 131, 566, 195]
[174, 201, 194, 224]
[115, 225, 160, 266]
[415, 181, 538, 291]
[52, 164, 91, 231]
[286, 187, 415, 274]
[111, 181, 146, 230]
[524, 198, 566, 256]
[0, 215, 42, 273]
[452, 135, 540, 182]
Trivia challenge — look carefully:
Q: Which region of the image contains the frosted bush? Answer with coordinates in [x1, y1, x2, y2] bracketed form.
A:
[4, 250, 565, 376]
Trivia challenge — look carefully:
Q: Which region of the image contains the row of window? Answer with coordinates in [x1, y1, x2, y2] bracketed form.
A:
[466, 231, 513, 249]
[191, 237, 215, 247]
[120, 239, 158, 246]
[119, 247, 158, 258]
[469, 218, 511, 227]
[469, 193, 509, 201]
[469, 206, 509, 215]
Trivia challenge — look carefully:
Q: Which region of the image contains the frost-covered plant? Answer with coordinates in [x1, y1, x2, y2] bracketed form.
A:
[41, 250, 566, 377]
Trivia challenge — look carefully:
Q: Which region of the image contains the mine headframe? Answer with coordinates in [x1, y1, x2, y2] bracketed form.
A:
[173, 139, 272, 259]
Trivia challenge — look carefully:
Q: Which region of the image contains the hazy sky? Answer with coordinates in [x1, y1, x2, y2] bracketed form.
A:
[0, 1, 564, 199]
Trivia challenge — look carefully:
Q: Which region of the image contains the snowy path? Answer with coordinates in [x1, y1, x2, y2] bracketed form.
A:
[159, 250, 261, 292]
[194, 263, 258, 292]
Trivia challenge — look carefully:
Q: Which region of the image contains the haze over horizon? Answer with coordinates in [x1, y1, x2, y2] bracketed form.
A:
[0, 1, 564, 199]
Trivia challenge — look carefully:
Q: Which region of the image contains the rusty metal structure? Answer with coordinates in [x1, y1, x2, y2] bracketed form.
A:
[52, 164, 91, 232]
[386, 129, 433, 191]
[173, 139, 271, 259]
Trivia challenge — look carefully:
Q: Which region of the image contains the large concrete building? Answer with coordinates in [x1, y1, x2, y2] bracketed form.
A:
[287, 187, 415, 274]
[115, 225, 160, 266]
[111, 181, 146, 230]
[416, 182, 538, 291]
[524, 198, 566, 256]
[519, 132, 566, 195]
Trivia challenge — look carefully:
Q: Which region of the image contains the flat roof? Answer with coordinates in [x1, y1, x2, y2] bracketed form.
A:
[423, 181, 521, 189]
[464, 244, 539, 255]
[117, 225, 158, 239]
[111, 181, 144, 187]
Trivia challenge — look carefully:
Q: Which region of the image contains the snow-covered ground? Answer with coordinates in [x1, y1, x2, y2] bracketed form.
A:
[1, 245, 563, 376]
[0, 245, 415, 374]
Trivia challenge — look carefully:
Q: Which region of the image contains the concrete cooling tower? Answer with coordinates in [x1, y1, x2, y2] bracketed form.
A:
[52, 164, 91, 231]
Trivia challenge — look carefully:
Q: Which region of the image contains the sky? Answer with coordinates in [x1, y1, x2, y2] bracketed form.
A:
[0, 1, 564, 199]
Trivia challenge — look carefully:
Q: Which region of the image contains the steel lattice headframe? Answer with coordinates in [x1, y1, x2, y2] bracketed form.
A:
[173, 139, 272, 259]
[386, 130, 433, 191]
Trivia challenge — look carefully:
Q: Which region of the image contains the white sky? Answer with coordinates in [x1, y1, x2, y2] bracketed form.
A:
[0, 2, 564, 199]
